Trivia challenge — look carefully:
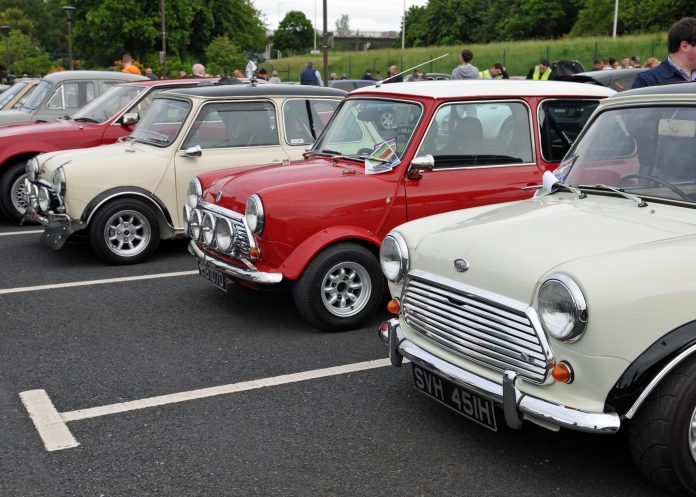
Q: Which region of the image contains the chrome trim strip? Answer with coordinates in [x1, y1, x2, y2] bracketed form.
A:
[381, 319, 620, 434]
[625, 343, 696, 419]
[84, 191, 175, 230]
[188, 239, 282, 285]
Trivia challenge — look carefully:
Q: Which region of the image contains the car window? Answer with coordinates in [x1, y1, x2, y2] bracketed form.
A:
[72, 84, 145, 123]
[283, 99, 340, 146]
[539, 99, 599, 162]
[417, 101, 533, 168]
[20, 80, 51, 110]
[130, 97, 191, 147]
[0, 81, 27, 107]
[46, 82, 96, 110]
[182, 101, 279, 150]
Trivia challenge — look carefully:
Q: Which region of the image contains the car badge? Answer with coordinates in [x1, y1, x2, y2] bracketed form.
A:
[215, 191, 223, 203]
[453, 258, 470, 272]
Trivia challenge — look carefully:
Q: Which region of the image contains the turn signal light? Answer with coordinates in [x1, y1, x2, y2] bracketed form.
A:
[387, 298, 401, 314]
[551, 361, 574, 384]
[249, 246, 260, 260]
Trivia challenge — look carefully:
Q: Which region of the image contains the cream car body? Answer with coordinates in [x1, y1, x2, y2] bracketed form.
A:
[25, 84, 345, 264]
[379, 84, 696, 496]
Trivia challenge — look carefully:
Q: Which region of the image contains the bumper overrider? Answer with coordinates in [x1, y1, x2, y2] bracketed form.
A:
[379, 318, 621, 434]
[23, 178, 84, 250]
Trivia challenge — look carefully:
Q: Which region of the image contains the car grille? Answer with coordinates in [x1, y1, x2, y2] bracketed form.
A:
[402, 272, 550, 383]
[198, 205, 251, 259]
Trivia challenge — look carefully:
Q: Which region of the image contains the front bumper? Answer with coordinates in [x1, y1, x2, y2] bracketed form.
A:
[379, 318, 621, 434]
[188, 240, 283, 285]
[24, 179, 84, 250]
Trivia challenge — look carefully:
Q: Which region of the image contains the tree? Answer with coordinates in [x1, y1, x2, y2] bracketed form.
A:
[335, 14, 351, 36]
[205, 36, 246, 76]
[273, 10, 313, 54]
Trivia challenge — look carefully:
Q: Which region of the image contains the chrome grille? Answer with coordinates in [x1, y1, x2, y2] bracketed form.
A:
[199, 204, 251, 258]
[402, 274, 550, 383]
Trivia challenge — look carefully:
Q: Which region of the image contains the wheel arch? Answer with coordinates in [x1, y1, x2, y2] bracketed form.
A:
[82, 187, 175, 239]
[0, 152, 40, 179]
[606, 319, 696, 419]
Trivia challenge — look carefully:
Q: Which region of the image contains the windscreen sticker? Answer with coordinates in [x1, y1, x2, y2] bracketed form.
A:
[365, 137, 400, 174]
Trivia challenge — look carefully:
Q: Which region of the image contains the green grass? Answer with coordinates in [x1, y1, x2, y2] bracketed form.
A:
[265, 33, 668, 81]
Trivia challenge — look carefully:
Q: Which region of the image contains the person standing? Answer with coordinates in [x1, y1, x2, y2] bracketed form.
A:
[383, 65, 403, 83]
[451, 49, 479, 79]
[632, 17, 696, 89]
[526, 59, 552, 80]
[268, 70, 281, 84]
[479, 63, 504, 79]
[191, 63, 206, 78]
[144, 67, 158, 80]
[300, 61, 320, 86]
[121, 54, 141, 75]
[362, 69, 375, 80]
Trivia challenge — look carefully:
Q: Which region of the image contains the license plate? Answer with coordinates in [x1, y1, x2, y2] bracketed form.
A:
[198, 262, 227, 291]
[412, 364, 498, 431]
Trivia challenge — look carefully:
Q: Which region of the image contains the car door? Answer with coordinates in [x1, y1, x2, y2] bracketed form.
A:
[173, 99, 291, 226]
[404, 99, 542, 221]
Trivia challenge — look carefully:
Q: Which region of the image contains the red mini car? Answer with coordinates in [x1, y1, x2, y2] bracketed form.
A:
[0, 78, 215, 222]
[187, 80, 614, 331]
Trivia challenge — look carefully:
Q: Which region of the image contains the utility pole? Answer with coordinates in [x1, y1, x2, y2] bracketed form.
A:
[160, 0, 167, 77]
[612, 0, 619, 39]
[402, 0, 405, 50]
[322, 0, 328, 86]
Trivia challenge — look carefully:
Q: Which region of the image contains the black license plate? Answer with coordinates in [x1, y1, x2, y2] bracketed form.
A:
[198, 262, 227, 291]
[412, 364, 498, 431]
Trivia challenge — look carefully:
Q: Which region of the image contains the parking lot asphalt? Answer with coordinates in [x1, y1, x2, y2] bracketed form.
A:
[0, 218, 671, 497]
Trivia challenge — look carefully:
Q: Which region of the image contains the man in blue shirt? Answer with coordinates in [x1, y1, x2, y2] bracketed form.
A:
[632, 17, 696, 89]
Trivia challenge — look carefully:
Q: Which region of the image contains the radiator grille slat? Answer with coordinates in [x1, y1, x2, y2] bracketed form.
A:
[403, 274, 549, 383]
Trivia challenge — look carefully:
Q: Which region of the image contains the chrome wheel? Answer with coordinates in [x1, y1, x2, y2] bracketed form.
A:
[690, 403, 696, 463]
[10, 172, 28, 215]
[380, 111, 394, 129]
[320, 261, 372, 317]
[103, 209, 151, 257]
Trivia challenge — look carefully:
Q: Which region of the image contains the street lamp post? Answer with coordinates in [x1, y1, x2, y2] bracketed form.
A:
[0, 25, 10, 81]
[62, 5, 76, 70]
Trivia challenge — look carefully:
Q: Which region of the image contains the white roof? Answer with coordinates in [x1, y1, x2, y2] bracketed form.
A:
[350, 79, 616, 99]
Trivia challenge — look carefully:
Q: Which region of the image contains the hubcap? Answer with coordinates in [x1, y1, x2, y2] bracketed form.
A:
[103, 209, 151, 257]
[10, 173, 28, 214]
[320, 261, 372, 318]
[690, 403, 696, 463]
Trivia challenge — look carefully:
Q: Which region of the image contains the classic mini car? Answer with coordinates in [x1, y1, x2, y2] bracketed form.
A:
[24, 84, 345, 264]
[0, 70, 146, 127]
[186, 80, 614, 331]
[377, 83, 696, 495]
[0, 78, 215, 222]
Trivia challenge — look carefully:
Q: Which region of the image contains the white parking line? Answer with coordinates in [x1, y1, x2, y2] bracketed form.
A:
[0, 229, 43, 236]
[21, 358, 398, 451]
[0, 270, 198, 295]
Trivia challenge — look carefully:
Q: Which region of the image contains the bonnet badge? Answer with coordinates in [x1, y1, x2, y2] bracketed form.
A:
[453, 258, 470, 272]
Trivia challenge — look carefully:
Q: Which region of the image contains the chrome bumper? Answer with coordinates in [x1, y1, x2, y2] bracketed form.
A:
[379, 318, 621, 434]
[188, 240, 283, 285]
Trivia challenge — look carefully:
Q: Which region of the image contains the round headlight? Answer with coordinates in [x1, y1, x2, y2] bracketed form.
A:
[29, 184, 39, 209]
[201, 212, 215, 246]
[537, 274, 587, 342]
[380, 232, 409, 283]
[38, 187, 50, 212]
[26, 157, 39, 181]
[214, 218, 235, 252]
[22, 178, 31, 204]
[189, 209, 202, 240]
[52, 167, 65, 196]
[187, 178, 202, 209]
[245, 194, 264, 234]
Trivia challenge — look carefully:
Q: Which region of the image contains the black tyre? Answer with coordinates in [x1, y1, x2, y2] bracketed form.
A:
[89, 198, 160, 265]
[292, 242, 384, 332]
[0, 162, 30, 222]
[629, 359, 696, 496]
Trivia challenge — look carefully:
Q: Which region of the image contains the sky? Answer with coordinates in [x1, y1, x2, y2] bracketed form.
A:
[252, 0, 429, 33]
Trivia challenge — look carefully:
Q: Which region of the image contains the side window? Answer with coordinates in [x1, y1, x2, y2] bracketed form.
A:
[182, 101, 279, 149]
[539, 99, 599, 162]
[283, 99, 339, 146]
[309, 99, 339, 137]
[46, 82, 96, 110]
[417, 101, 532, 168]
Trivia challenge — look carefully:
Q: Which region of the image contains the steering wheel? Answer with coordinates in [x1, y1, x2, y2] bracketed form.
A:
[356, 147, 374, 155]
[617, 174, 690, 200]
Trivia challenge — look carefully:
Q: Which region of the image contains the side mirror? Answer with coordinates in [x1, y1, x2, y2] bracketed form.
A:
[407, 154, 434, 180]
[121, 112, 139, 126]
[180, 145, 202, 157]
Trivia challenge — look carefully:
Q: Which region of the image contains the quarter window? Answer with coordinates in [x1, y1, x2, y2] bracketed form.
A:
[539, 100, 599, 162]
[46, 82, 96, 110]
[283, 99, 340, 146]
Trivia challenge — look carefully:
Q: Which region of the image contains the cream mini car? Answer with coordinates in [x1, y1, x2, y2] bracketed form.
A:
[378, 83, 696, 495]
[24, 83, 345, 264]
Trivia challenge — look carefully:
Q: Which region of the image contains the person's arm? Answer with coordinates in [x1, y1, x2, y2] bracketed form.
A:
[526, 67, 534, 79]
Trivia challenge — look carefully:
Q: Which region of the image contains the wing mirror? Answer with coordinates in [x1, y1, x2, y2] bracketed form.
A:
[180, 145, 202, 157]
[407, 154, 435, 180]
[121, 112, 139, 126]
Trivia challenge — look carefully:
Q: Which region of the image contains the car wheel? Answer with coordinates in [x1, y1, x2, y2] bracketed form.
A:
[292, 242, 384, 332]
[379, 111, 394, 130]
[629, 359, 696, 496]
[89, 198, 160, 265]
[0, 162, 30, 222]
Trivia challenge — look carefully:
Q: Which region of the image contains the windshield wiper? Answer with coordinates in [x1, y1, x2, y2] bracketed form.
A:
[579, 184, 647, 207]
[73, 117, 100, 123]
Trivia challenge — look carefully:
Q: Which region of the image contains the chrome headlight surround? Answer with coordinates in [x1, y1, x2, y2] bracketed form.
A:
[380, 232, 409, 283]
[245, 194, 264, 234]
[189, 208, 202, 240]
[37, 187, 50, 212]
[26, 157, 39, 181]
[52, 167, 66, 196]
[201, 212, 215, 246]
[214, 217, 235, 252]
[187, 178, 202, 209]
[537, 274, 588, 342]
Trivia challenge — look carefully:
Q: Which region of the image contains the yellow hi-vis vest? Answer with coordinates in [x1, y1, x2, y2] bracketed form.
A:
[533, 65, 551, 80]
[479, 69, 492, 79]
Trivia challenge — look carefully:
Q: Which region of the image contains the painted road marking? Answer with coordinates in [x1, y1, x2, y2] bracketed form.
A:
[0, 270, 198, 295]
[21, 358, 402, 451]
[0, 229, 43, 236]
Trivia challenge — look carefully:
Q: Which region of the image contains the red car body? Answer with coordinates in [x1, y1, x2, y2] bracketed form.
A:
[189, 80, 615, 331]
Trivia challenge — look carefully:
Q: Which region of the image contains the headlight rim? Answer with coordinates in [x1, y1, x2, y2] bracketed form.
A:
[37, 186, 50, 212]
[189, 208, 202, 240]
[201, 212, 216, 246]
[380, 231, 409, 283]
[26, 157, 39, 181]
[187, 177, 202, 209]
[214, 217, 235, 252]
[52, 167, 66, 196]
[537, 273, 587, 343]
[245, 194, 264, 234]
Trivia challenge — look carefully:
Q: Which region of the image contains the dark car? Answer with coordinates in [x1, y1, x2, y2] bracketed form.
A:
[328, 79, 376, 92]
[557, 68, 646, 92]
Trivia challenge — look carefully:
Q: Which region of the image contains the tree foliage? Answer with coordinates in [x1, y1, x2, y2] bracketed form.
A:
[205, 36, 247, 76]
[273, 11, 314, 54]
[335, 14, 351, 36]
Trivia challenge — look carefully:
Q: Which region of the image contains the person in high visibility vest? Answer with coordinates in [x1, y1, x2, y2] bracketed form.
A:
[526, 59, 552, 80]
[480, 63, 507, 79]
